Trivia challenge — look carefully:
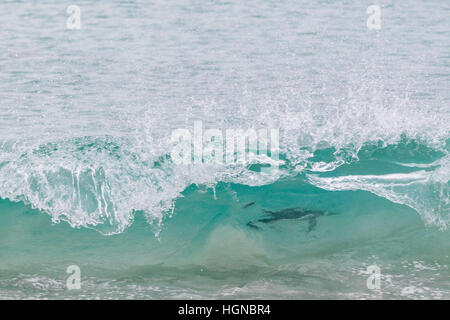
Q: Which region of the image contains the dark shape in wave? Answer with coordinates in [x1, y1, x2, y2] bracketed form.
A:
[242, 201, 256, 209]
[247, 207, 334, 232]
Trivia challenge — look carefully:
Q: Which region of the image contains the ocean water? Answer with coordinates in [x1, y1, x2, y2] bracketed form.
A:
[0, 0, 449, 299]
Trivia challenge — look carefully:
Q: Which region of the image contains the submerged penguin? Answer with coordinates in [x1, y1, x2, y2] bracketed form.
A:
[241, 201, 256, 209]
[246, 207, 333, 232]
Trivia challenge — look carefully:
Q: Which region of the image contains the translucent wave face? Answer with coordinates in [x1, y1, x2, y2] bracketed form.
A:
[308, 160, 450, 229]
[0, 136, 179, 234]
[0, 79, 449, 234]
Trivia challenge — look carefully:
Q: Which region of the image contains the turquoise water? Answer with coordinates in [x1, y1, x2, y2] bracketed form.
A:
[0, 1, 449, 299]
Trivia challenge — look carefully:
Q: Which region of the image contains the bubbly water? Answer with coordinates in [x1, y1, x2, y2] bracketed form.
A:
[0, 0, 449, 299]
